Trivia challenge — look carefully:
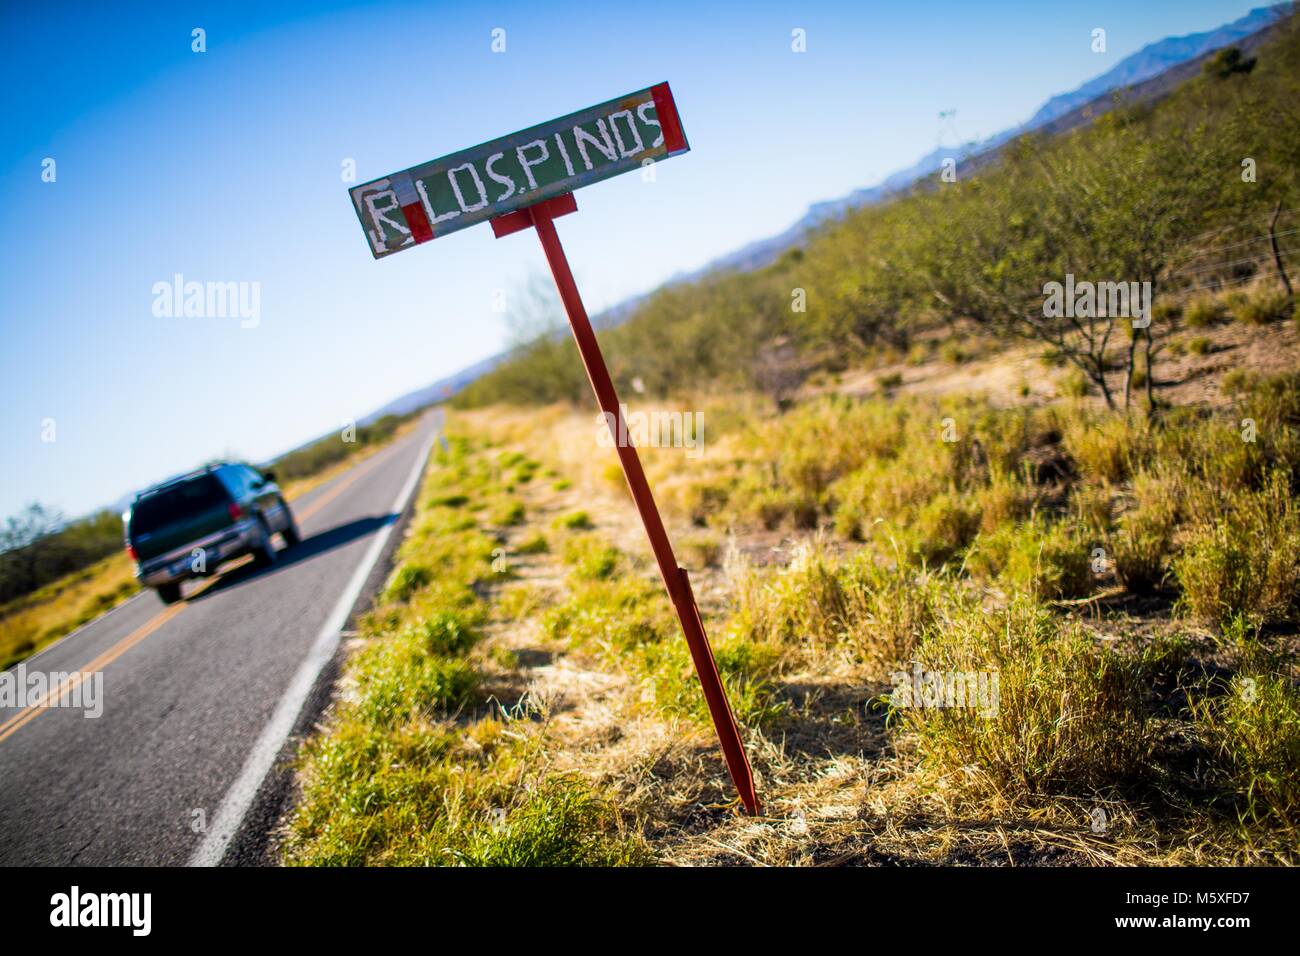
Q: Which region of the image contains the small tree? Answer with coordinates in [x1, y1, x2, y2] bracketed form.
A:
[752, 335, 808, 412]
[918, 116, 1223, 414]
[1204, 46, 1257, 79]
[0, 504, 64, 602]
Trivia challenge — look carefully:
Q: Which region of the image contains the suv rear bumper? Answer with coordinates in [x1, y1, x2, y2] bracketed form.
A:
[135, 520, 259, 587]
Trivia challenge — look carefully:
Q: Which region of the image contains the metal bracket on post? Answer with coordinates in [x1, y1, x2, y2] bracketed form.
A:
[489, 193, 577, 238]
[490, 194, 761, 816]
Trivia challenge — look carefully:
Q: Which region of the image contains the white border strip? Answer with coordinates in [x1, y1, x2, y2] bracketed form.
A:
[188, 430, 435, 866]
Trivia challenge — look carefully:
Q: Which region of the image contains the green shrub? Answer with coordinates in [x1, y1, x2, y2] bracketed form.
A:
[1070, 482, 1114, 535]
[901, 598, 1149, 799]
[384, 564, 432, 602]
[906, 492, 981, 565]
[727, 539, 850, 649]
[976, 469, 1033, 533]
[356, 641, 478, 726]
[1234, 284, 1293, 325]
[1184, 296, 1224, 328]
[542, 577, 672, 655]
[681, 533, 723, 568]
[1222, 368, 1257, 395]
[1195, 673, 1300, 827]
[562, 536, 620, 581]
[1040, 348, 1068, 368]
[1239, 371, 1300, 480]
[1152, 300, 1181, 323]
[460, 777, 650, 866]
[839, 559, 947, 678]
[1174, 475, 1300, 626]
[939, 340, 967, 365]
[641, 632, 786, 727]
[967, 519, 1093, 600]
[407, 611, 479, 656]
[490, 499, 526, 527]
[1110, 470, 1179, 593]
[555, 510, 593, 530]
[1063, 414, 1144, 483]
[1058, 369, 1091, 398]
[515, 532, 550, 555]
[429, 493, 471, 508]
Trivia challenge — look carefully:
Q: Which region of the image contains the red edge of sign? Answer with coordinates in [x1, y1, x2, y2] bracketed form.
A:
[650, 83, 687, 154]
[402, 202, 434, 243]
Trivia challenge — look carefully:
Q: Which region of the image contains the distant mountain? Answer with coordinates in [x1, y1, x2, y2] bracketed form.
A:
[358, 352, 505, 423]
[357, 290, 652, 423]
[1025, 5, 1283, 129]
[704, 4, 1288, 275]
[363, 3, 1289, 407]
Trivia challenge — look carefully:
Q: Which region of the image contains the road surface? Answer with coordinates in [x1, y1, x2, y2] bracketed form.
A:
[0, 411, 441, 866]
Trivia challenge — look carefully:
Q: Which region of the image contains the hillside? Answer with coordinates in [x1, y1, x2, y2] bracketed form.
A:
[377, 1, 1290, 411]
[455, 9, 1299, 411]
[707, 3, 1289, 275]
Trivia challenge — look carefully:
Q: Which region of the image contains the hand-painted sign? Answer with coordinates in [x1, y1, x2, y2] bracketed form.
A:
[349, 83, 688, 258]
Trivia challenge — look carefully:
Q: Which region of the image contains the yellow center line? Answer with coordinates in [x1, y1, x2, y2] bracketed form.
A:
[0, 604, 185, 744]
[291, 444, 391, 524]
[0, 432, 413, 746]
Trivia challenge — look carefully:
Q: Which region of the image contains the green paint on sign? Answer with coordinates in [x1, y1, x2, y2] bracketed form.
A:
[349, 84, 689, 258]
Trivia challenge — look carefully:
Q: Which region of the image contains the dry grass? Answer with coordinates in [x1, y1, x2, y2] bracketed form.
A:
[281, 352, 1300, 866]
[435, 367, 1300, 866]
[0, 553, 139, 669]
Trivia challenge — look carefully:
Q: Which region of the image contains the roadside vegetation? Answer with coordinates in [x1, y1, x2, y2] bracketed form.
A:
[282, 436, 649, 865]
[270, 412, 415, 485]
[285, 368, 1300, 864]
[422, 368, 1298, 865]
[0, 412, 420, 670]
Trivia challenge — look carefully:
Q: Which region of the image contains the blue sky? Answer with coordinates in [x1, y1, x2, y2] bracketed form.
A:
[0, 0, 1268, 519]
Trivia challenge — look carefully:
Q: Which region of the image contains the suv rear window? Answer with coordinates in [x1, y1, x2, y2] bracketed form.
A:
[129, 475, 229, 536]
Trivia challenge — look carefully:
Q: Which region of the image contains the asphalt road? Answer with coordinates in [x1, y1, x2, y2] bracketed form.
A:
[0, 411, 441, 866]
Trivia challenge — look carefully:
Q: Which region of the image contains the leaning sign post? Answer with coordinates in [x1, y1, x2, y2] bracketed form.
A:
[349, 83, 761, 816]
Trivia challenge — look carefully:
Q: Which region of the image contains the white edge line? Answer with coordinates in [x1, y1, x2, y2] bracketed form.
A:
[188, 429, 436, 866]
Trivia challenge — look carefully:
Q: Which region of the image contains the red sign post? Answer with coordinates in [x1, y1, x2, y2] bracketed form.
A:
[351, 83, 760, 816]
[492, 194, 760, 816]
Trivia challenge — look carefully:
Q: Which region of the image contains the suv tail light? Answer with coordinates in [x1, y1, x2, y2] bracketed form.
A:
[228, 502, 245, 522]
[126, 541, 138, 562]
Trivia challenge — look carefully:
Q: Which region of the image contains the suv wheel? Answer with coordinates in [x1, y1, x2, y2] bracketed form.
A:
[279, 498, 301, 548]
[251, 517, 278, 567]
[157, 583, 183, 605]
